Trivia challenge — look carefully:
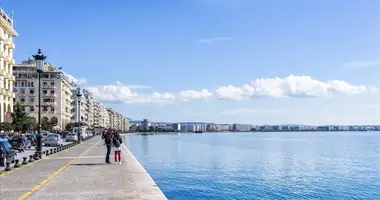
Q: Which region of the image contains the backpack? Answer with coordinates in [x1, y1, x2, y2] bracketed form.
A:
[113, 135, 122, 147]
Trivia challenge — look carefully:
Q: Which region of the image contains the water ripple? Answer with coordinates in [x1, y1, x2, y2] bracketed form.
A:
[125, 132, 380, 200]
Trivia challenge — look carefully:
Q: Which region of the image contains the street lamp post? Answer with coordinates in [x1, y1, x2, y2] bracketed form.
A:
[32, 49, 47, 155]
[76, 88, 82, 143]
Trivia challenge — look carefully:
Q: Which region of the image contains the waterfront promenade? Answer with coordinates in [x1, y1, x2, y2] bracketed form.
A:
[0, 136, 167, 200]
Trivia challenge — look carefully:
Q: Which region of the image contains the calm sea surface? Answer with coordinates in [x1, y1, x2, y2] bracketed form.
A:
[124, 132, 380, 200]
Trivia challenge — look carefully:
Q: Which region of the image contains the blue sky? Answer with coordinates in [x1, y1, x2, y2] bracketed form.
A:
[2, 0, 380, 124]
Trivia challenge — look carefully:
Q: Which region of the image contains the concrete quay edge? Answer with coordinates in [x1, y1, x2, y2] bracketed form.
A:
[121, 144, 168, 200]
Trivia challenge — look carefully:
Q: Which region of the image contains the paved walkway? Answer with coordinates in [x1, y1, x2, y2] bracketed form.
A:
[0, 136, 167, 200]
[0, 141, 71, 171]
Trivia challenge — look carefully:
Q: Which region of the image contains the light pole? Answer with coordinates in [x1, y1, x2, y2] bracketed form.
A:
[75, 88, 82, 143]
[32, 49, 46, 155]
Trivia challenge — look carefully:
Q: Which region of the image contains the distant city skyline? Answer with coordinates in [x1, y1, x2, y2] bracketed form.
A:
[2, 1, 379, 125]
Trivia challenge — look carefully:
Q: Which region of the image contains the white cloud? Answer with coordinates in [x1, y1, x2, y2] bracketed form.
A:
[63, 71, 87, 86]
[198, 37, 235, 43]
[179, 89, 213, 101]
[345, 60, 380, 69]
[83, 75, 376, 105]
[220, 108, 284, 115]
[216, 74, 377, 100]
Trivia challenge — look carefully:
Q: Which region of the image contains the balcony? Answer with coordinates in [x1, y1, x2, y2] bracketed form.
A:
[43, 102, 56, 106]
[4, 73, 13, 80]
[0, 31, 4, 40]
[6, 90, 14, 98]
[42, 85, 56, 89]
[4, 39, 14, 49]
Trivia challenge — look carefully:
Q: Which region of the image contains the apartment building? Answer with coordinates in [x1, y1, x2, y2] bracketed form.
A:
[93, 100, 109, 128]
[13, 59, 73, 129]
[106, 108, 129, 131]
[83, 89, 94, 127]
[0, 9, 18, 122]
[71, 88, 88, 126]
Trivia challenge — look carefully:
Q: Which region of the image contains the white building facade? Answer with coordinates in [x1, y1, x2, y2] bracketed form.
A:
[0, 9, 18, 122]
[13, 59, 73, 130]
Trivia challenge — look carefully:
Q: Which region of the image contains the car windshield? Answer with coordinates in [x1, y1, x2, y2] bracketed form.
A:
[0, 141, 12, 149]
[47, 135, 59, 139]
[10, 136, 22, 140]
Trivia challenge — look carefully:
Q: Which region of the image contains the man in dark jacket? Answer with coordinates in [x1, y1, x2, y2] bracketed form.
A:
[102, 131, 112, 164]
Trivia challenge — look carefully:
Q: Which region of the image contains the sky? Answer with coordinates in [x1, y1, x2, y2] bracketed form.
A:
[2, 0, 380, 125]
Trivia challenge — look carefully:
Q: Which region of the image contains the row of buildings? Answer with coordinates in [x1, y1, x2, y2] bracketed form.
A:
[0, 8, 129, 132]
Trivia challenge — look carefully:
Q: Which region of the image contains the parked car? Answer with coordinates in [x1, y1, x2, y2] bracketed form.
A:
[65, 133, 78, 142]
[0, 139, 16, 167]
[9, 135, 26, 152]
[41, 132, 52, 143]
[26, 134, 37, 146]
[45, 134, 63, 147]
[0, 134, 9, 140]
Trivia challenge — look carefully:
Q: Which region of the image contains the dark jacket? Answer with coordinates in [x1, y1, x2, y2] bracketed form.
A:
[103, 133, 112, 145]
[112, 134, 122, 148]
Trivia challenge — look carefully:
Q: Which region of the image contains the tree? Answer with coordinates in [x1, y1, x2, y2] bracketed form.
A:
[11, 103, 28, 132]
[0, 122, 14, 131]
[22, 116, 37, 132]
[65, 122, 74, 132]
[41, 117, 53, 131]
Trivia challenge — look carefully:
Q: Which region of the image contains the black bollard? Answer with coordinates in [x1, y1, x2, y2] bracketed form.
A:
[5, 162, 12, 171]
[22, 157, 28, 165]
[53, 148, 57, 153]
[46, 150, 50, 156]
[14, 159, 20, 168]
[34, 153, 40, 160]
[39, 152, 42, 159]
[29, 155, 34, 162]
[50, 149, 54, 154]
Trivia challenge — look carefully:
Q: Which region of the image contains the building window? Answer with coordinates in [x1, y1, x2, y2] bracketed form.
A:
[51, 90, 54, 94]
[30, 106, 34, 112]
[31, 82, 34, 87]
[27, 82, 30, 87]
[50, 82, 54, 86]
[21, 89, 25, 94]
[20, 98, 25, 102]
[13, 98, 15, 103]
[21, 82, 24, 87]
[43, 90, 47, 94]
[30, 89, 34, 94]
[43, 74, 49, 79]
[51, 107, 55, 112]
[29, 98, 34, 103]
[43, 82, 47, 86]
[43, 107, 48, 111]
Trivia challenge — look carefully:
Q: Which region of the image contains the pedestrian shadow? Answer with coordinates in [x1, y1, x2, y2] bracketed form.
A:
[71, 163, 107, 166]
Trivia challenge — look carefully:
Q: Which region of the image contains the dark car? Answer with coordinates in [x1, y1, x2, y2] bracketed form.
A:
[9, 135, 25, 152]
[0, 139, 16, 166]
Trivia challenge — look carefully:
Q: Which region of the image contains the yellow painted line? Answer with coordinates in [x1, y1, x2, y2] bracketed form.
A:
[17, 140, 99, 200]
[0, 138, 95, 177]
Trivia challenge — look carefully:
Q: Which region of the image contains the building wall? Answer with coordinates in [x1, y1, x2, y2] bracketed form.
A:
[0, 9, 17, 122]
[13, 60, 73, 130]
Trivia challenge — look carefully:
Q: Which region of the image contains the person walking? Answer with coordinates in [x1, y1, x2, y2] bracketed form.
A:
[102, 131, 113, 164]
[112, 131, 123, 164]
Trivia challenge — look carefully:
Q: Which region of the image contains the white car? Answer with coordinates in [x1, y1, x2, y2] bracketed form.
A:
[45, 134, 63, 147]
[65, 133, 78, 142]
